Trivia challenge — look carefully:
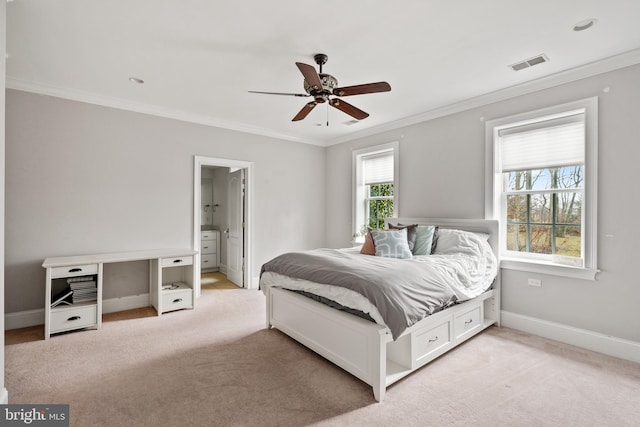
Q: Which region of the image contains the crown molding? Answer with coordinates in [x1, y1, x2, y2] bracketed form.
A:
[7, 48, 640, 149]
[326, 48, 640, 146]
[5, 77, 325, 147]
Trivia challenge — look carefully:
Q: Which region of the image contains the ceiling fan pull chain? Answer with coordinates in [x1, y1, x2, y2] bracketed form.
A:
[326, 104, 329, 127]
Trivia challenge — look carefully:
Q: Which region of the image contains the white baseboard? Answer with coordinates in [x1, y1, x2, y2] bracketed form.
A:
[501, 310, 640, 364]
[102, 293, 150, 314]
[5, 309, 42, 331]
[5, 294, 151, 330]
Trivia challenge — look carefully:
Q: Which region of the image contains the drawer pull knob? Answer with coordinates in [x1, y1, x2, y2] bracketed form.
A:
[428, 336, 438, 343]
[68, 316, 81, 321]
[69, 268, 82, 273]
[173, 298, 183, 303]
[465, 319, 473, 325]
[173, 259, 183, 264]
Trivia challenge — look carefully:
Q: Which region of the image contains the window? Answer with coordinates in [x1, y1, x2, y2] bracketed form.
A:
[485, 98, 598, 279]
[353, 142, 399, 239]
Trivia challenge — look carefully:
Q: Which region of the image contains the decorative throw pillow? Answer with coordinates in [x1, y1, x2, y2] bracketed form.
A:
[388, 223, 418, 252]
[370, 228, 413, 259]
[359, 229, 376, 256]
[412, 225, 437, 255]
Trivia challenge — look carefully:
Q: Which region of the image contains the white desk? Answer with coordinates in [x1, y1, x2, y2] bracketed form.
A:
[43, 248, 198, 339]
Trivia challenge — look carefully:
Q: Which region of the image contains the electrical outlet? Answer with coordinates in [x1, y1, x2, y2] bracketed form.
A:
[528, 278, 542, 287]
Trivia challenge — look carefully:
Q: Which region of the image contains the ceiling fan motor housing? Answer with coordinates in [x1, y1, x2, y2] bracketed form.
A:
[304, 73, 338, 102]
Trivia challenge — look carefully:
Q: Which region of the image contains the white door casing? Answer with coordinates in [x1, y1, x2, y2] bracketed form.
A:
[193, 156, 253, 296]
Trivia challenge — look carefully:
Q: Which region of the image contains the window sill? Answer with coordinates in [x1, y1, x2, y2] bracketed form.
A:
[500, 258, 598, 281]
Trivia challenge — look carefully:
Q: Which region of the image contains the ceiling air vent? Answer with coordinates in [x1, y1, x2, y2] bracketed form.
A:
[509, 54, 549, 71]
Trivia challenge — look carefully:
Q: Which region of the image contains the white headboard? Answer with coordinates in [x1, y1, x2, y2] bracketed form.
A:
[388, 218, 499, 259]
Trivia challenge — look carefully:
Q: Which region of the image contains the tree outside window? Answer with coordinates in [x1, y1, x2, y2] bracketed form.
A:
[506, 165, 583, 258]
[367, 182, 394, 229]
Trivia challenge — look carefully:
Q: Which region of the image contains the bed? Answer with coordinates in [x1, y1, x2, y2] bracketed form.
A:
[260, 218, 501, 402]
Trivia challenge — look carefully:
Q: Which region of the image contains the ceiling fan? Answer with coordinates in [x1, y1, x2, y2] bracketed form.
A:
[249, 53, 391, 122]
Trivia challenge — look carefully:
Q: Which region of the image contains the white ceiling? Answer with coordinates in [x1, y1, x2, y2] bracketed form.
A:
[6, 1, 640, 146]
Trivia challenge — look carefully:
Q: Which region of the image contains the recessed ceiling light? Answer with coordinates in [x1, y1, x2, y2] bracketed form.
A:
[573, 19, 597, 32]
[128, 77, 144, 84]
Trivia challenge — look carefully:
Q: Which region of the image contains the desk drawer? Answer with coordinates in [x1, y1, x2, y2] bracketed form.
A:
[161, 288, 193, 312]
[161, 256, 193, 268]
[51, 263, 99, 279]
[50, 305, 98, 333]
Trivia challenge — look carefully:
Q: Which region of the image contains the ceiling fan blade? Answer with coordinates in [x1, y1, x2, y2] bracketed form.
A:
[333, 81, 391, 97]
[292, 101, 318, 121]
[329, 98, 369, 120]
[295, 62, 323, 91]
[248, 90, 310, 97]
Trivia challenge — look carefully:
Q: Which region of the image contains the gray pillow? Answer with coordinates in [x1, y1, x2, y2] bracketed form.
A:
[396, 223, 439, 255]
[388, 223, 418, 252]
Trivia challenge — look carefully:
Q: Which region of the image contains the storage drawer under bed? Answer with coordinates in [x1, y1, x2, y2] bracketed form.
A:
[386, 312, 454, 372]
[453, 302, 483, 341]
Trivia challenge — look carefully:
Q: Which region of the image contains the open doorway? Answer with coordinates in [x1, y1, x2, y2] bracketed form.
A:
[193, 156, 253, 298]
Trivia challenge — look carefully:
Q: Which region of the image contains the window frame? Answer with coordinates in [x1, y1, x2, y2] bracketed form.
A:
[352, 142, 399, 241]
[485, 97, 598, 280]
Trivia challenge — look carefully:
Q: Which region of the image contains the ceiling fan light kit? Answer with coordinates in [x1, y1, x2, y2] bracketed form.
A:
[249, 53, 391, 122]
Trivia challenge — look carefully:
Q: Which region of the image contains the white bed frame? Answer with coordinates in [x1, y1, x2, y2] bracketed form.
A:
[265, 218, 501, 402]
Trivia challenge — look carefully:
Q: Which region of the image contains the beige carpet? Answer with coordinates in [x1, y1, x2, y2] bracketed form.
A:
[5, 285, 640, 427]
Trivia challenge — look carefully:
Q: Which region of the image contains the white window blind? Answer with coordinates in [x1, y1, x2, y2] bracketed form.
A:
[363, 152, 394, 184]
[498, 112, 585, 172]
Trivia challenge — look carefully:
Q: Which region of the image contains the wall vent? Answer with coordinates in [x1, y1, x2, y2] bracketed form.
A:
[509, 54, 549, 71]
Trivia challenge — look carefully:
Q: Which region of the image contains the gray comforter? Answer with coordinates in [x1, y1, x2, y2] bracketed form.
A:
[261, 248, 459, 340]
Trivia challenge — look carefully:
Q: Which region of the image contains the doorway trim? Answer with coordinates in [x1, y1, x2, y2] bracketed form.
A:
[193, 155, 254, 297]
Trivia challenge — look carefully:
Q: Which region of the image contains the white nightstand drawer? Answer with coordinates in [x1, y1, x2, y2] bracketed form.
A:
[161, 256, 193, 268]
[51, 263, 99, 279]
[201, 231, 218, 241]
[50, 305, 98, 333]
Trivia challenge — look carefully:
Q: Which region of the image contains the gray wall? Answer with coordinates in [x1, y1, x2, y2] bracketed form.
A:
[6, 64, 640, 345]
[326, 64, 640, 343]
[5, 90, 326, 313]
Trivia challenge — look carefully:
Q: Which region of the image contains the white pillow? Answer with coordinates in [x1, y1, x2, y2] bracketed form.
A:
[433, 228, 490, 255]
